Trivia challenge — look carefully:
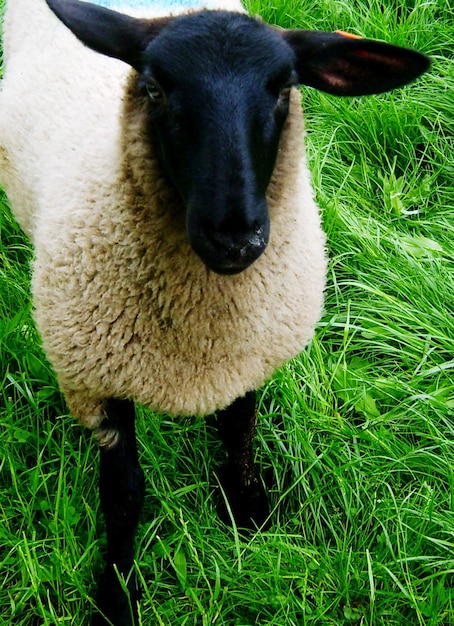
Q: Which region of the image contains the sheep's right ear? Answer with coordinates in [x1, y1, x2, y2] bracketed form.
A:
[46, 0, 172, 71]
[282, 29, 431, 96]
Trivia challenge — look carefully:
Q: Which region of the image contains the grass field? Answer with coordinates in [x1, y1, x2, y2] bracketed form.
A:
[1, 0, 453, 624]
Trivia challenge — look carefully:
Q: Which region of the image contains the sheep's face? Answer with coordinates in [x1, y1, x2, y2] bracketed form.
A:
[46, 0, 431, 273]
[139, 13, 296, 274]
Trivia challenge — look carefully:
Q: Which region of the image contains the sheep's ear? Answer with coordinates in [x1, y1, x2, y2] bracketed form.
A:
[282, 30, 430, 96]
[46, 0, 172, 71]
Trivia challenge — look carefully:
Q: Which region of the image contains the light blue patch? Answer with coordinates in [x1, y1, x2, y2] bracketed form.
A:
[87, 0, 219, 10]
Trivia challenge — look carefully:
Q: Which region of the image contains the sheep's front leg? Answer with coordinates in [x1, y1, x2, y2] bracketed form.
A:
[216, 391, 269, 529]
[92, 399, 145, 626]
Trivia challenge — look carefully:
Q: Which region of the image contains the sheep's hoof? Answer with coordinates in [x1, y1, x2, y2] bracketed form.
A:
[217, 464, 270, 530]
[92, 566, 140, 626]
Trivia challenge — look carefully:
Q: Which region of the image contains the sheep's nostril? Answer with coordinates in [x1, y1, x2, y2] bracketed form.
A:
[187, 204, 270, 273]
[191, 228, 269, 274]
[209, 228, 266, 254]
[224, 238, 264, 262]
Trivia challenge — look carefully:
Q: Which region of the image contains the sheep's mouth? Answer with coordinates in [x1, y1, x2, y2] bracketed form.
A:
[198, 245, 267, 275]
[208, 262, 252, 276]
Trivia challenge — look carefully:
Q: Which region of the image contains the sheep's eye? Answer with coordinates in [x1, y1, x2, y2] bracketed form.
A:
[279, 85, 293, 100]
[145, 82, 164, 103]
[276, 81, 295, 106]
[274, 84, 293, 116]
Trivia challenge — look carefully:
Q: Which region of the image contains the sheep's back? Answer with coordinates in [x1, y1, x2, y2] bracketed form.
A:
[0, 0, 130, 237]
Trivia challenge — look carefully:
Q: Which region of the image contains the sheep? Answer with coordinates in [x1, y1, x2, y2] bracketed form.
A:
[0, 0, 430, 623]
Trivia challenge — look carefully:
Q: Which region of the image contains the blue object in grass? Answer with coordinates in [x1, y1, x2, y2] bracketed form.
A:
[85, 0, 220, 10]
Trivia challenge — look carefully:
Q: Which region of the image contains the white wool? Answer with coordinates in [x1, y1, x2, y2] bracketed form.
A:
[0, 0, 327, 429]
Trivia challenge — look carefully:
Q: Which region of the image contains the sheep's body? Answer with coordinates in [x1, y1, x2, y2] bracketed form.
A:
[0, 0, 327, 431]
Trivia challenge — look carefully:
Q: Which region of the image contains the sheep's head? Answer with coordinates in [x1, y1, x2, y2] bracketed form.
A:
[46, 0, 430, 275]
[137, 13, 295, 275]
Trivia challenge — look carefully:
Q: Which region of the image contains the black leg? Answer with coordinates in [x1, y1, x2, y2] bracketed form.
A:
[216, 391, 269, 529]
[92, 399, 145, 626]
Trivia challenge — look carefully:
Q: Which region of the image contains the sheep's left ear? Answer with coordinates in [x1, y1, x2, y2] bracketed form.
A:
[46, 0, 172, 71]
[282, 30, 431, 96]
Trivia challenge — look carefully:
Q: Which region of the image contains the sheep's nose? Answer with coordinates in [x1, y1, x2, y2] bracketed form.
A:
[190, 223, 269, 275]
[211, 231, 267, 272]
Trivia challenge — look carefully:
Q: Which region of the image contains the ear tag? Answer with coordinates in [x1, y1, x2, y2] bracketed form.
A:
[335, 30, 363, 39]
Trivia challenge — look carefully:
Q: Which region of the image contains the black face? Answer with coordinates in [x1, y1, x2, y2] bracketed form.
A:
[139, 12, 297, 274]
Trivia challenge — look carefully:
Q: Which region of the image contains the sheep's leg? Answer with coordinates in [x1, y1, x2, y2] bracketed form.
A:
[92, 399, 145, 626]
[216, 391, 269, 528]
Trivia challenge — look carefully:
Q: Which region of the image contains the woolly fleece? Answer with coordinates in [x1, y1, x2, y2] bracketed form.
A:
[0, 0, 327, 430]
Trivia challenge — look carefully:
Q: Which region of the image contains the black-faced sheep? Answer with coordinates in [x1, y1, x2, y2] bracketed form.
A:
[0, 0, 430, 624]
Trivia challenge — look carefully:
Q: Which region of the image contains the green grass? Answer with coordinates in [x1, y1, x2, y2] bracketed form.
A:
[1, 0, 453, 624]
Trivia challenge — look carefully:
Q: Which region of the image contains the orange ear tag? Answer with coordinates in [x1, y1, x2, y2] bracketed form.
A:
[336, 30, 363, 39]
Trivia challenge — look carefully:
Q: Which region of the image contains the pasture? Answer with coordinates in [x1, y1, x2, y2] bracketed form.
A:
[0, 0, 453, 623]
